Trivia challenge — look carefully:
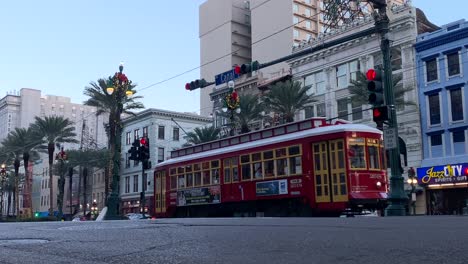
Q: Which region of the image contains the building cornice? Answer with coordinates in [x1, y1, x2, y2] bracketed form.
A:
[415, 27, 468, 52]
[122, 108, 212, 125]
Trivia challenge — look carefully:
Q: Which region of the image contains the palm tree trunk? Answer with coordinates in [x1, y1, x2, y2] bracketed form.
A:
[14, 159, 20, 219]
[7, 191, 11, 216]
[48, 143, 55, 217]
[77, 166, 82, 214]
[57, 160, 65, 220]
[23, 153, 31, 217]
[104, 166, 109, 206]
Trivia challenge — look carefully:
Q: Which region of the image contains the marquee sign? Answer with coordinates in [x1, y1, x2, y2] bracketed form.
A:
[417, 163, 468, 185]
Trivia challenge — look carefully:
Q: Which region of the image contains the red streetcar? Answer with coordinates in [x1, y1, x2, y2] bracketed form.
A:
[154, 118, 387, 217]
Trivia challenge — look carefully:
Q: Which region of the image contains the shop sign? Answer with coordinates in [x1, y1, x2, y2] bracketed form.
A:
[256, 179, 288, 196]
[177, 186, 221, 206]
[417, 163, 468, 185]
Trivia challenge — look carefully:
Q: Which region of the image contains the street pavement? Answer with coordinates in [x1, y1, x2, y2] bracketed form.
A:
[0, 216, 467, 264]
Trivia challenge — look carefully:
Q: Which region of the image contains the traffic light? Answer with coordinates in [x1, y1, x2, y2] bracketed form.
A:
[185, 78, 209, 91]
[235, 61, 260, 75]
[128, 139, 140, 160]
[366, 68, 384, 106]
[372, 105, 389, 123]
[139, 137, 150, 161]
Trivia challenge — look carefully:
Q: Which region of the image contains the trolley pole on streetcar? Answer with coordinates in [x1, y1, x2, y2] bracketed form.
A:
[370, 0, 407, 216]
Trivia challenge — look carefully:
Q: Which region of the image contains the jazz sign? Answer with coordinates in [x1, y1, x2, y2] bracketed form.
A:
[417, 163, 468, 185]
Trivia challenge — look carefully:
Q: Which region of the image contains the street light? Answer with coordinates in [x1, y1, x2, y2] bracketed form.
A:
[406, 167, 418, 215]
[222, 81, 241, 136]
[106, 63, 134, 220]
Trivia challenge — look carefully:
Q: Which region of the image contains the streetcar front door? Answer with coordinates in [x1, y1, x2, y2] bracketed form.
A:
[313, 139, 348, 203]
[155, 171, 166, 214]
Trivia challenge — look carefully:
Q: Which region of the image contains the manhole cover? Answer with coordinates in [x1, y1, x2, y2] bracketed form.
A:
[0, 239, 49, 245]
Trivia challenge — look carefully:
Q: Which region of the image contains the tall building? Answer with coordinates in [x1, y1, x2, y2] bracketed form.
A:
[0, 88, 108, 217]
[199, 0, 405, 116]
[415, 19, 468, 215]
[120, 109, 212, 215]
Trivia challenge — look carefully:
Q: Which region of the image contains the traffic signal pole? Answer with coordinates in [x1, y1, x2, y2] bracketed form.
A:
[140, 159, 146, 218]
[373, 2, 407, 216]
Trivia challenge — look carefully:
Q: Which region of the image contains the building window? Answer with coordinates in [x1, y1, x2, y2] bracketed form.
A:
[351, 100, 362, 121]
[430, 134, 443, 158]
[305, 8, 311, 17]
[293, 29, 299, 38]
[428, 94, 441, 125]
[293, 16, 299, 24]
[158, 126, 165, 139]
[126, 132, 131, 145]
[391, 47, 402, 71]
[173, 127, 180, 141]
[305, 0, 311, 4]
[304, 106, 314, 119]
[349, 60, 359, 81]
[125, 177, 130, 193]
[426, 58, 438, 83]
[305, 21, 311, 29]
[337, 99, 348, 120]
[125, 153, 130, 168]
[143, 126, 148, 137]
[158, 147, 165, 163]
[134, 129, 140, 140]
[316, 103, 326, 117]
[304, 71, 325, 95]
[453, 130, 466, 155]
[293, 4, 298, 12]
[450, 88, 463, 122]
[447, 52, 461, 77]
[336, 64, 348, 89]
[133, 175, 138, 193]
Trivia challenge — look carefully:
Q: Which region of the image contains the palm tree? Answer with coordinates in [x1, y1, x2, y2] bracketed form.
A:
[349, 71, 416, 108]
[30, 116, 78, 217]
[66, 148, 110, 216]
[1, 128, 40, 218]
[262, 80, 316, 123]
[184, 126, 221, 146]
[83, 77, 143, 213]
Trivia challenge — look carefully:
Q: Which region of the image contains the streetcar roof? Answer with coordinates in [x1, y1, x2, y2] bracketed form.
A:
[156, 123, 381, 168]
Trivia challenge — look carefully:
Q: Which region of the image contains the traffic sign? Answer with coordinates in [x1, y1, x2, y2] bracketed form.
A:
[215, 69, 239, 86]
[383, 127, 397, 150]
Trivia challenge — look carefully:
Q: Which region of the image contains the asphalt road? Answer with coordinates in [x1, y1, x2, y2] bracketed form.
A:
[0, 216, 466, 264]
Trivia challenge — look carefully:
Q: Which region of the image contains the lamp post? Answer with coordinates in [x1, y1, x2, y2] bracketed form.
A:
[222, 81, 241, 136]
[106, 63, 134, 220]
[407, 167, 418, 215]
[0, 164, 6, 218]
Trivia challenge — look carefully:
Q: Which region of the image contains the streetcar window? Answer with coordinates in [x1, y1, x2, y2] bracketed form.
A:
[241, 135, 250, 143]
[262, 130, 272, 138]
[233, 166, 239, 182]
[170, 168, 176, 175]
[289, 145, 300, 155]
[194, 172, 202, 186]
[340, 173, 347, 195]
[368, 145, 380, 169]
[202, 162, 210, 170]
[287, 124, 298, 133]
[194, 163, 201, 171]
[211, 160, 220, 168]
[289, 156, 302, 175]
[241, 164, 251, 181]
[263, 150, 274, 160]
[170, 176, 177, 190]
[224, 167, 231, 183]
[349, 144, 366, 169]
[263, 151, 274, 178]
[241, 155, 250, 163]
[212, 169, 220, 184]
[274, 127, 285, 135]
[178, 175, 185, 188]
[202, 170, 210, 185]
[253, 162, 263, 179]
[178, 166, 184, 174]
[186, 173, 193, 188]
[185, 165, 192, 173]
[276, 158, 288, 176]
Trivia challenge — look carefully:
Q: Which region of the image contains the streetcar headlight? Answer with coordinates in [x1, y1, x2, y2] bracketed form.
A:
[376, 181, 382, 188]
